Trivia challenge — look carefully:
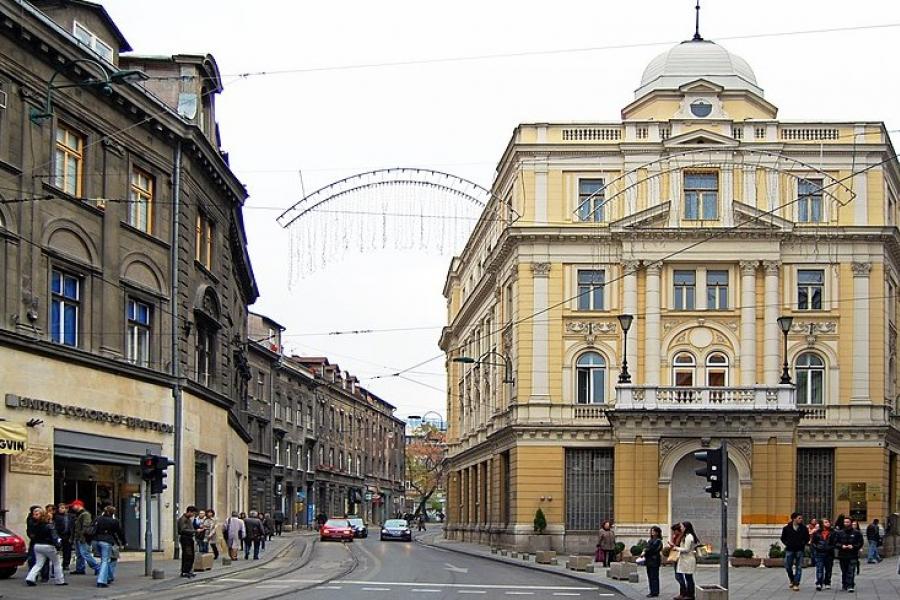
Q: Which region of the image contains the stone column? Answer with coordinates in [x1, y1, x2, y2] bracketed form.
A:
[740, 261, 759, 385]
[530, 262, 551, 402]
[852, 262, 872, 402]
[763, 261, 781, 384]
[743, 165, 757, 208]
[722, 165, 735, 227]
[644, 263, 662, 385]
[534, 160, 548, 224]
[623, 260, 640, 381]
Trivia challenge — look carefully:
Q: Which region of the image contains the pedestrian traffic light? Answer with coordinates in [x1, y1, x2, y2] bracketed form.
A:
[693, 447, 723, 498]
[139, 454, 175, 495]
[140, 454, 156, 481]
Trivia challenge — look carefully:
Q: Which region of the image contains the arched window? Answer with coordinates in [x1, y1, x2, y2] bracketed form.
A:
[576, 352, 606, 404]
[795, 353, 825, 405]
[706, 352, 729, 387]
[673, 352, 696, 387]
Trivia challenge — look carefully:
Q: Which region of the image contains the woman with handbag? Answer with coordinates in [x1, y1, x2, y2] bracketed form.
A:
[24, 506, 66, 586]
[596, 520, 617, 567]
[93, 505, 126, 588]
[672, 521, 700, 600]
[639, 526, 663, 598]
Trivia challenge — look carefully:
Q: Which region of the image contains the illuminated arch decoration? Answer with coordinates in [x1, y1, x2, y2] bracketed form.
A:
[277, 168, 516, 280]
[573, 148, 857, 221]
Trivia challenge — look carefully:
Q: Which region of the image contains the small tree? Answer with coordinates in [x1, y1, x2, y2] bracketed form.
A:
[768, 542, 785, 558]
[405, 424, 447, 517]
[533, 508, 547, 533]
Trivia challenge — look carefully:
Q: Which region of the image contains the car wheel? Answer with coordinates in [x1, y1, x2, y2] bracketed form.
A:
[321, 536, 327, 542]
[0, 567, 16, 579]
[380, 535, 385, 541]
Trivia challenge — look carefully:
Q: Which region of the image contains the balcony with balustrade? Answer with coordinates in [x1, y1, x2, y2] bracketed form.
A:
[614, 384, 795, 411]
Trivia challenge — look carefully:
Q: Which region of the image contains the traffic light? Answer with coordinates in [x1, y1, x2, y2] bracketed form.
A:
[140, 454, 156, 481]
[693, 447, 723, 498]
[150, 455, 174, 495]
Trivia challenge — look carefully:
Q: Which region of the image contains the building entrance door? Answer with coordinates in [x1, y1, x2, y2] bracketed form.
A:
[670, 453, 738, 553]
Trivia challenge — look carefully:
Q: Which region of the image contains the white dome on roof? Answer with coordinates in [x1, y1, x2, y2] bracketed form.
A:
[636, 39, 762, 98]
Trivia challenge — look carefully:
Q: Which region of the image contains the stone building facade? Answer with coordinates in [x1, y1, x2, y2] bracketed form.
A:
[0, 0, 257, 553]
[442, 33, 900, 555]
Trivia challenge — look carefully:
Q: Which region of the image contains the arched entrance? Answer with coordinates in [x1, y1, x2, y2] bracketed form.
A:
[671, 454, 739, 553]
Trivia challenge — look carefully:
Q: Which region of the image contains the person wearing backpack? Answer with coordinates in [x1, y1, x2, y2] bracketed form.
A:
[69, 500, 100, 575]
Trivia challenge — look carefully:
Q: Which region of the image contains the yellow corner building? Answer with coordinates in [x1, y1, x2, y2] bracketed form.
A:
[441, 32, 900, 556]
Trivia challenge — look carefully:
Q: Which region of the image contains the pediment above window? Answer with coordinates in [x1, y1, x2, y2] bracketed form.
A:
[663, 129, 740, 148]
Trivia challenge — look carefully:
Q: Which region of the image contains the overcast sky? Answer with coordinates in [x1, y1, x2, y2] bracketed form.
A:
[102, 0, 900, 420]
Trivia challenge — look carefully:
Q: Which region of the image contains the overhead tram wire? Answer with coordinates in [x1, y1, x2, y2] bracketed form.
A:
[374, 148, 900, 381]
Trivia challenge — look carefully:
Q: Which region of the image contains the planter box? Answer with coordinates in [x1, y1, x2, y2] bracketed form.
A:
[567, 555, 593, 571]
[607, 561, 638, 580]
[535, 551, 557, 565]
[527, 535, 552, 553]
[730, 557, 762, 568]
[193, 553, 214, 572]
[763, 558, 784, 568]
[696, 585, 728, 600]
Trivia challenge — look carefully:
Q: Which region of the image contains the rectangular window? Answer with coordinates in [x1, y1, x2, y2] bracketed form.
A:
[285, 442, 292, 468]
[797, 269, 824, 310]
[257, 372, 266, 401]
[54, 125, 84, 196]
[576, 270, 605, 311]
[565, 448, 614, 531]
[127, 298, 151, 367]
[128, 167, 154, 233]
[673, 270, 696, 310]
[577, 179, 605, 222]
[684, 173, 718, 220]
[796, 448, 834, 523]
[798, 178, 824, 223]
[274, 400, 281, 421]
[195, 212, 213, 269]
[706, 270, 729, 310]
[195, 325, 213, 386]
[50, 269, 80, 346]
[73, 21, 114, 62]
[274, 439, 281, 466]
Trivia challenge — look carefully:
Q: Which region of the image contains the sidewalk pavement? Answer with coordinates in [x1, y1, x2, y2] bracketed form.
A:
[418, 531, 900, 600]
[0, 531, 315, 600]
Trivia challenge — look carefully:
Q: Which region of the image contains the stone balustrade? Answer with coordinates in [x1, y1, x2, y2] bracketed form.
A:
[615, 384, 795, 411]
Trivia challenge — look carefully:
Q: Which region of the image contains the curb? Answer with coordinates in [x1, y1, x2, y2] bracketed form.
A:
[415, 534, 635, 598]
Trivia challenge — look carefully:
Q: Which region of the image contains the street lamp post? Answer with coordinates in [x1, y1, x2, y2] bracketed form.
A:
[777, 315, 794, 384]
[617, 314, 634, 384]
[452, 351, 514, 385]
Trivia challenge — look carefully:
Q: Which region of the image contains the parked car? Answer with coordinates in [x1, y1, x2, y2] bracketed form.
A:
[320, 518, 354, 542]
[347, 517, 368, 538]
[380, 519, 412, 542]
[0, 525, 27, 579]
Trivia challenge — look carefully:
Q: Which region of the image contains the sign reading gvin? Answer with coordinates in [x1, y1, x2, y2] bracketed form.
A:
[5, 393, 174, 434]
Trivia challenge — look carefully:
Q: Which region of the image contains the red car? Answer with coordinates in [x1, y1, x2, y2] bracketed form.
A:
[320, 518, 354, 542]
[0, 525, 28, 579]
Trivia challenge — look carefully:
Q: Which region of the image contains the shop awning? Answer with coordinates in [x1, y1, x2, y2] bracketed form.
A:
[0, 422, 27, 454]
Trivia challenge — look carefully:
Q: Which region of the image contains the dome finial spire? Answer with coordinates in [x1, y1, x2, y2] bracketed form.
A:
[693, 0, 703, 41]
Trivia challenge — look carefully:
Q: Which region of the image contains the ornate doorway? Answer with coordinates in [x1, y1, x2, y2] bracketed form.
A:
[670, 453, 739, 553]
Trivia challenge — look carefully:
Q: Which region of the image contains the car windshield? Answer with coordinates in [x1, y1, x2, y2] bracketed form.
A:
[348, 518, 364, 527]
[384, 519, 408, 528]
[325, 519, 349, 527]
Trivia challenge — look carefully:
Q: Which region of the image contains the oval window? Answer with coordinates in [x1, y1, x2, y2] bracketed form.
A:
[690, 99, 713, 118]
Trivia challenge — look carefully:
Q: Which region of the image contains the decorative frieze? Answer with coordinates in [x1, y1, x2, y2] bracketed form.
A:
[565, 321, 617, 345]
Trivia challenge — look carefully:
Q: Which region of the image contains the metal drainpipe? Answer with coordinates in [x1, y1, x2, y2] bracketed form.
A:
[171, 141, 183, 559]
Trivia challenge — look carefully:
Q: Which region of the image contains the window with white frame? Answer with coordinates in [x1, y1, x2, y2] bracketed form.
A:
[126, 298, 151, 367]
[684, 173, 718, 220]
[673, 270, 696, 310]
[576, 269, 605, 311]
[706, 352, 729, 386]
[706, 270, 728, 310]
[673, 352, 696, 386]
[274, 399, 281, 421]
[73, 21, 114, 62]
[128, 167, 154, 233]
[575, 351, 606, 404]
[285, 442, 292, 468]
[50, 269, 80, 346]
[195, 321, 214, 386]
[797, 269, 824, 310]
[797, 178, 824, 223]
[274, 439, 281, 465]
[54, 124, 84, 196]
[577, 179, 605, 222]
[795, 352, 825, 404]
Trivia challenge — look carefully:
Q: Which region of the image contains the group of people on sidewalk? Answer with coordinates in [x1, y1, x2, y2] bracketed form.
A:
[781, 511, 884, 593]
[177, 506, 283, 578]
[22, 500, 126, 589]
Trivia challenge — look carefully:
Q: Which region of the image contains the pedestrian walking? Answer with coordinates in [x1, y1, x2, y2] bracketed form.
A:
[194, 509, 208, 553]
[239, 512, 247, 552]
[852, 520, 862, 575]
[263, 512, 275, 543]
[638, 525, 663, 598]
[225, 511, 245, 560]
[93, 505, 126, 588]
[672, 521, 699, 600]
[177, 506, 198, 578]
[865, 518, 883, 563]
[417, 513, 427, 532]
[811, 518, 835, 590]
[243, 511, 264, 560]
[54, 503, 73, 573]
[24, 506, 66, 587]
[834, 516, 863, 592]
[596, 520, 616, 568]
[203, 509, 219, 559]
[70, 499, 100, 575]
[780, 512, 809, 591]
[273, 511, 285, 536]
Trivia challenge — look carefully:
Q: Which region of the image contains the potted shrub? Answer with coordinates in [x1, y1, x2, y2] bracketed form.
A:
[627, 540, 647, 563]
[613, 541, 626, 562]
[527, 508, 551, 552]
[764, 542, 785, 567]
[730, 548, 762, 567]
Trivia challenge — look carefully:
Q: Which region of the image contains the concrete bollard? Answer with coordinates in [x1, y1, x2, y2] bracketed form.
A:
[607, 562, 638, 580]
[152, 569, 165, 579]
[535, 550, 557, 564]
[696, 585, 728, 600]
[222, 557, 232, 566]
[567, 555, 593, 571]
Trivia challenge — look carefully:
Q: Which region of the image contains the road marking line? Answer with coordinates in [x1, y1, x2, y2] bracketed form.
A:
[552, 594, 582, 597]
[412, 590, 441, 593]
[319, 586, 343, 590]
[458, 592, 487, 595]
[362, 587, 392, 591]
[505, 593, 534, 596]
[340, 580, 594, 590]
[217, 578, 261, 582]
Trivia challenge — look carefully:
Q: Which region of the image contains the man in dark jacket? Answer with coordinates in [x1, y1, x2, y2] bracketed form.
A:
[810, 518, 835, 590]
[177, 506, 198, 578]
[780, 512, 809, 591]
[93, 505, 126, 588]
[834, 517, 863, 592]
[865, 518, 882, 563]
[70, 500, 100, 575]
[273, 511, 285, 536]
[54, 503, 74, 572]
[243, 511, 264, 560]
